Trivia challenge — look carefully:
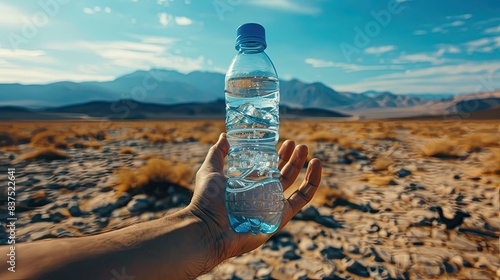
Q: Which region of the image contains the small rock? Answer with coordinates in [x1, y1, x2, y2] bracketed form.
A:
[453, 174, 461, 180]
[315, 215, 342, 229]
[396, 168, 412, 178]
[154, 199, 170, 211]
[294, 206, 320, 221]
[320, 246, 346, 260]
[8, 154, 15, 160]
[116, 193, 131, 208]
[54, 227, 75, 238]
[283, 249, 301, 261]
[421, 265, 444, 278]
[30, 213, 51, 223]
[66, 182, 79, 190]
[47, 183, 64, 190]
[95, 217, 109, 228]
[68, 202, 82, 217]
[22, 190, 52, 208]
[127, 195, 153, 214]
[298, 238, 317, 251]
[50, 211, 68, 223]
[344, 258, 369, 278]
[256, 267, 272, 280]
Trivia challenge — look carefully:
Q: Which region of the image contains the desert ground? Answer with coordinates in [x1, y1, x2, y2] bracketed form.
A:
[0, 120, 499, 279]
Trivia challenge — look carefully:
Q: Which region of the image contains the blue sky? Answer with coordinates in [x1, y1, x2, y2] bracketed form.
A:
[0, 0, 499, 95]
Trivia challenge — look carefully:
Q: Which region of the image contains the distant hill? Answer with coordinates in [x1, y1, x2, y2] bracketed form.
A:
[0, 69, 431, 111]
[445, 97, 500, 114]
[0, 100, 350, 120]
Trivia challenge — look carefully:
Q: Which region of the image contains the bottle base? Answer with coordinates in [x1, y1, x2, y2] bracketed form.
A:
[228, 212, 282, 235]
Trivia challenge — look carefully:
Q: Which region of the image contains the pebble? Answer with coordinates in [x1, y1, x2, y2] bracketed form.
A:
[283, 249, 301, 261]
[320, 246, 346, 260]
[68, 201, 82, 217]
[396, 168, 412, 178]
[256, 267, 272, 280]
[127, 195, 153, 214]
[343, 258, 370, 278]
[116, 192, 131, 208]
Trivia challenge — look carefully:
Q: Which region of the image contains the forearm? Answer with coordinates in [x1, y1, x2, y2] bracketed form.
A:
[0, 207, 214, 280]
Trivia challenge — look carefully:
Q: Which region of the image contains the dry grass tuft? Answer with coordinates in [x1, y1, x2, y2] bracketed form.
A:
[482, 149, 500, 175]
[461, 133, 499, 151]
[115, 158, 194, 195]
[69, 141, 102, 149]
[31, 130, 69, 149]
[307, 131, 339, 143]
[360, 174, 395, 186]
[18, 147, 70, 161]
[120, 148, 137, 155]
[371, 155, 394, 172]
[312, 184, 353, 206]
[420, 138, 464, 158]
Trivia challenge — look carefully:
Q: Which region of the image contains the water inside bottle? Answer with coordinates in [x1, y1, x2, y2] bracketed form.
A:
[225, 76, 285, 234]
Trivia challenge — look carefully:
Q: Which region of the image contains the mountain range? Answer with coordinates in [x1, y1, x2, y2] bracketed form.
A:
[0, 69, 498, 119]
[0, 69, 430, 110]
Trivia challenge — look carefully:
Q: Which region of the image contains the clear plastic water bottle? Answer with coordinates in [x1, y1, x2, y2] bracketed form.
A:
[225, 23, 285, 235]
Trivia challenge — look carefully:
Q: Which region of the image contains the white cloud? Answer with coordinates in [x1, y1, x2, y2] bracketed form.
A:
[158, 12, 172, 27]
[485, 25, 500, 34]
[449, 21, 464, 27]
[137, 36, 179, 45]
[83, 8, 94, 14]
[0, 3, 28, 26]
[394, 53, 445, 64]
[446, 14, 472, 20]
[475, 17, 500, 26]
[305, 58, 404, 72]
[465, 37, 500, 53]
[104, 7, 112, 14]
[247, 0, 320, 15]
[364, 45, 395, 55]
[46, 39, 205, 74]
[414, 30, 427, 35]
[437, 45, 461, 54]
[94, 6, 101, 12]
[333, 61, 500, 94]
[0, 66, 114, 84]
[175, 16, 192, 26]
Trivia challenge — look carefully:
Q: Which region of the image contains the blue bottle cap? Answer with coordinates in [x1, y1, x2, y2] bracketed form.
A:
[235, 23, 267, 50]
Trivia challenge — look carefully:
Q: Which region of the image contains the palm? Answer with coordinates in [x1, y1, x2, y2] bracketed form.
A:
[190, 134, 322, 261]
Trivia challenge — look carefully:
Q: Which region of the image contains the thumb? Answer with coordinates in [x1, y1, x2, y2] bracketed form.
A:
[200, 133, 229, 174]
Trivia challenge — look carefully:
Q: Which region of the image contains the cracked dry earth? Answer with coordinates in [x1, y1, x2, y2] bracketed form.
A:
[0, 120, 499, 280]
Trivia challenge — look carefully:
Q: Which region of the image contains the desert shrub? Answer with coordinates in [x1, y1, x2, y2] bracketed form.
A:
[0, 130, 31, 147]
[482, 149, 500, 175]
[307, 131, 339, 142]
[420, 138, 464, 158]
[120, 148, 137, 154]
[18, 147, 70, 161]
[371, 155, 394, 172]
[360, 174, 395, 186]
[31, 130, 69, 149]
[194, 131, 220, 144]
[312, 184, 352, 206]
[69, 141, 102, 149]
[461, 133, 499, 151]
[115, 158, 194, 195]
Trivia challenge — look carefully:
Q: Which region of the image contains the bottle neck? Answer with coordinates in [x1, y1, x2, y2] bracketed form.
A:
[236, 42, 266, 54]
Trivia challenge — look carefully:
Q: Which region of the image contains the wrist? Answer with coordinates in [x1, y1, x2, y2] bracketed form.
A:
[184, 205, 227, 272]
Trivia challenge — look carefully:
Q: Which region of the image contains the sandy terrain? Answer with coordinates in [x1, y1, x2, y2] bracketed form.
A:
[0, 120, 499, 279]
